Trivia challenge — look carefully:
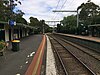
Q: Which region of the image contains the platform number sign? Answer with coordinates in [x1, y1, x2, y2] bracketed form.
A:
[9, 20, 16, 27]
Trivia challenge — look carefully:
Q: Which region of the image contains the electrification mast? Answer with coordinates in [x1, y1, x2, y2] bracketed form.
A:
[53, 10, 79, 28]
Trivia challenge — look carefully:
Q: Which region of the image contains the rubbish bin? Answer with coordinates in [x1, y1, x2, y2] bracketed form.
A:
[12, 40, 20, 51]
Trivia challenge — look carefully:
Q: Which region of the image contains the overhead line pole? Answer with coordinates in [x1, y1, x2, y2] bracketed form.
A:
[53, 10, 79, 28]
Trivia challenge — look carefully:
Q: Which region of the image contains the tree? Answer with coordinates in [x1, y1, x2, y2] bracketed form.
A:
[57, 24, 61, 33]
[29, 17, 42, 33]
[15, 10, 27, 24]
[78, 1, 100, 25]
[0, 1, 8, 21]
[61, 15, 77, 34]
[0, 0, 22, 21]
[29, 17, 51, 33]
[29, 17, 40, 26]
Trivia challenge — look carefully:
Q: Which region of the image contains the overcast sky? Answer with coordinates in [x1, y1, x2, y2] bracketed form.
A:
[16, 0, 100, 25]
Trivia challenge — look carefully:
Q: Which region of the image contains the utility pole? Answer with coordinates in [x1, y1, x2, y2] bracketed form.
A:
[9, 0, 14, 40]
[42, 20, 45, 34]
[53, 10, 79, 28]
[43, 23, 44, 34]
[77, 10, 79, 28]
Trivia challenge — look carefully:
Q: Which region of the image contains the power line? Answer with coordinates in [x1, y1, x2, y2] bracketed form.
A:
[62, 0, 75, 17]
[52, 0, 61, 20]
[66, 0, 86, 15]
[66, 0, 75, 8]
[52, 0, 88, 26]
[60, 0, 68, 10]
[53, 0, 68, 20]
[55, 0, 61, 10]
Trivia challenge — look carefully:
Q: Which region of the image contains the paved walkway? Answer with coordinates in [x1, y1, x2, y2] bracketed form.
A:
[0, 34, 43, 75]
[0, 34, 58, 75]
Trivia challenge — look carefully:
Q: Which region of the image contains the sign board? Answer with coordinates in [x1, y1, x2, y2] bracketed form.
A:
[9, 20, 16, 27]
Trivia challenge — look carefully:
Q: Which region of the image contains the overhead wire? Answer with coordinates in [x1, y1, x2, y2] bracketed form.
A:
[63, 0, 75, 17]
[53, 0, 68, 21]
[51, 0, 75, 25]
[52, 0, 88, 27]
[60, 0, 68, 10]
[55, 0, 87, 20]
[48, 0, 61, 26]
[60, 0, 87, 22]
[52, 0, 61, 20]
[66, 0, 87, 15]
[55, 0, 61, 10]
[54, 0, 76, 21]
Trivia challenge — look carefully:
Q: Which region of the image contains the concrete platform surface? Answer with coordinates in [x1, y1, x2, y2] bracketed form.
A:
[57, 33, 100, 43]
[46, 36, 57, 75]
[0, 35, 43, 75]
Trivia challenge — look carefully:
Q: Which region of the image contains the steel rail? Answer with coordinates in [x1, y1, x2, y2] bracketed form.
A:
[56, 35, 100, 61]
[49, 37, 69, 75]
[49, 35, 96, 75]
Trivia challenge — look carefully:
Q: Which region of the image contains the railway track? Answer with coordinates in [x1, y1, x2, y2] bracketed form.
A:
[48, 35, 96, 75]
[56, 35, 100, 61]
[49, 34, 100, 75]
[55, 35, 100, 61]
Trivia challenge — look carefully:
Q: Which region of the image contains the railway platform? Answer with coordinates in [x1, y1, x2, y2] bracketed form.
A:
[0, 34, 57, 75]
[56, 33, 100, 43]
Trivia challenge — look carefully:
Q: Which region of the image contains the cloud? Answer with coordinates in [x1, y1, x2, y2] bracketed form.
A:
[16, 0, 100, 23]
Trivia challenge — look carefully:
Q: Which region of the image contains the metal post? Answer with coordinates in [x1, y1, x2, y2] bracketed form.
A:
[42, 20, 45, 34]
[43, 23, 44, 34]
[10, 0, 14, 40]
[77, 10, 79, 28]
[53, 22, 55, 33]
[53, 10, 78, 28]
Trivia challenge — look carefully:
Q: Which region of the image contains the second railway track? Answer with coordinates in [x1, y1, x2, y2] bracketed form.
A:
[48, 35, 96, 75]
[52, 34, 100, 74]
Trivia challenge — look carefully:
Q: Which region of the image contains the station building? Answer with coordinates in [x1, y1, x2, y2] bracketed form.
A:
[0, 21, 34, 42]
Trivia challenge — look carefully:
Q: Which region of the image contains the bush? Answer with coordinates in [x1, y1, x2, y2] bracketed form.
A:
[0, 40, 6, 50]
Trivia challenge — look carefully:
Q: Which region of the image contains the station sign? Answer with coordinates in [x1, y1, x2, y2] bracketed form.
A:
[8, 20, 16, 27]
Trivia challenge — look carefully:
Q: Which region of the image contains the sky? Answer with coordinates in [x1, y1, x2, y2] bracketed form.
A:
[16, 0, 100, 25]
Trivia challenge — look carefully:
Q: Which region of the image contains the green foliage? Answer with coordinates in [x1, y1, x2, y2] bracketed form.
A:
[29, 17, 40, 27]
[78, 1, 100, 25]
[0, 1, 8, 21]
[0, 0, 28, 25]
[60, 1, 100, 34]
[47, 27, 53, 32]
[0, 40, 6, 50]
[57, 24, 61, 33]
[0, 0, 23, 22]
[15, 11, 27, 24]
[29, 17, 51, 33]
[60, 15, 77, 34]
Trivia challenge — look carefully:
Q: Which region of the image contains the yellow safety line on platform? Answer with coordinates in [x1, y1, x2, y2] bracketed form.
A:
[32, 44, 44, 75]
